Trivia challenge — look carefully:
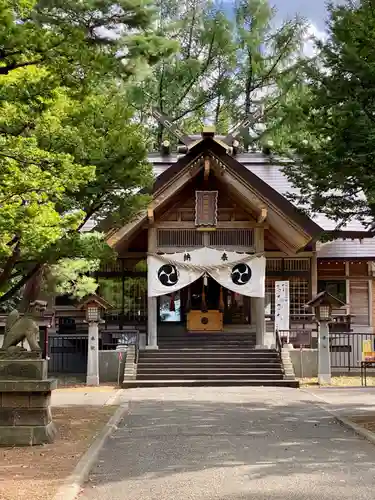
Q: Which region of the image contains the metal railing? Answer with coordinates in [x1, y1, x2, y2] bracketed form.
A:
[277, 329, 314, 347]
[49, 335, 88, 374]
[330, 332, 374, 371]
[48, 328, 140, 374]
[275, 329, 283, 355]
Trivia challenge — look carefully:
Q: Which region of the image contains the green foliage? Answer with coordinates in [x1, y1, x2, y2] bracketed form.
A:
[128, 0, 308, 147]
[281, 0, 375, 228]
[0, 0, 171, 302]
[48, 258, 100, 299]
[0, 0, 177, 85]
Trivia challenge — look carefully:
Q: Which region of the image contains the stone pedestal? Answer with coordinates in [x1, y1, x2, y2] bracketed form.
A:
[87, 323, 99, 386]
[318, 321, 331, 385]
[0, 358, 57, 446]
[0, 379, 57, 446]
[0, 359, 47, 380]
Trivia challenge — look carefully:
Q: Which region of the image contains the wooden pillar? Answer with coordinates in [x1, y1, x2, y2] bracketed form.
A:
[368, 262, 373, 329]
[345, 261, 350, 316]
[254, 227, 266, 347]
[311, 250, 318, 298]
[146, 227, 158, 349]
[310, 250, 319, 348]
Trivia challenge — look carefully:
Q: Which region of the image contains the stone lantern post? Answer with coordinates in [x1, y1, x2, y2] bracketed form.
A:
[77, 295, 112, 386]
[305, 291, 346, 385]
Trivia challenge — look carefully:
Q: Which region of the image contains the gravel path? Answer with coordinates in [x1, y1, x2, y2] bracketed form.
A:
[80, 387, 375, 500]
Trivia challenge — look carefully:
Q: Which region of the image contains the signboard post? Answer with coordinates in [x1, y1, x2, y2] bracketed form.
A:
[275, 281, 290, 344]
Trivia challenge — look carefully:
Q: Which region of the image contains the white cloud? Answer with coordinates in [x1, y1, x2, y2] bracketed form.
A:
[303, 22, 327, 58]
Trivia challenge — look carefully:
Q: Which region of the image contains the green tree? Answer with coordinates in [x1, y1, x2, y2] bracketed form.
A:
[0, 0, 175, 306]
[0, 0, 176, 84]
[282, 0, 375, 229]
[129, 0, 308, 148]
[232, 0, 308, 149]
[0, 77, 152, 306]
[128, 0, 236, 141]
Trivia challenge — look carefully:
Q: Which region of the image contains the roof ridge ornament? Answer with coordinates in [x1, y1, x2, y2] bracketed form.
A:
[151, 107, 195, 150]
[222, 106, 264, 147]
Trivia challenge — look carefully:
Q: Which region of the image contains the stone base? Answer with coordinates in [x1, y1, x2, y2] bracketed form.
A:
[0, 379, 57, 446]
[86, 374, 99, 386]
[0, 349, 42, 360]
[0, 359, 47, 380]
[0, 422, 57, 447]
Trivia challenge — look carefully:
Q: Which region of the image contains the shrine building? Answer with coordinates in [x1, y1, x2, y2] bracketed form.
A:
[51, 127, 375, 385]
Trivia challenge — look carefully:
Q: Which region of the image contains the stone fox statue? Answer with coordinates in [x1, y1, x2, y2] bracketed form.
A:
[1, 300, 47, 352]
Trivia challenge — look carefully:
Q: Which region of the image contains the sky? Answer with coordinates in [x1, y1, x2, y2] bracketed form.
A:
[272, 0, 330, 30]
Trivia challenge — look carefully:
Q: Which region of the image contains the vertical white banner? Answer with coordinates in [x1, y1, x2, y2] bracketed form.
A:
[275, 281, 290, 340]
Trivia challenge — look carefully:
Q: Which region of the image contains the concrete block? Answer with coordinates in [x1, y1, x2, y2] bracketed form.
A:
[99, 350, 126, 383]
[29, 392, 51, 408]
[1, 392, 30, 408]
[0, 378, 56, 446]
[0, 359, 47, 380]
[0, 422, 57, 446]
[289, 349, 318, 378]
[0, 379, 57, 392]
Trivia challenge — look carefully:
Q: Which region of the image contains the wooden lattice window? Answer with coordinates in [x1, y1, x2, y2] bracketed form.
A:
[265, 277, 309, 317]
[266, 259, 282, 272]
[284, 258, 310, 272]
[157, 229, 204, 248]
[209, 229, 254, 249]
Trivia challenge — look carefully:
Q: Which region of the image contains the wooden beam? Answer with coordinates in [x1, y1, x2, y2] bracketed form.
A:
[107, 158, 204, 248]
[118, 252, 147, 259]
[211, 161, 312, 250]
[267, 230, 297, 256]
[154, 221, 269, 229]
[204, 156, 210, 180]
[147, 207, 154, 223]
[257, 207, 268, 224]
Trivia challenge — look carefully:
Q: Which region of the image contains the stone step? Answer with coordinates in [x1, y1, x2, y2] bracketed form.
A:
[136, 372, 284, 380]
[140, 351, 278, 358]
[158, 336, 256, 341]
[138, 360, 282, 366]
[141, 348, 276, 353]
[123, 379, 299, 388]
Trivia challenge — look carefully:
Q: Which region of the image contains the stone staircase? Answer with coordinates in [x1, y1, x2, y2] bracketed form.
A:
[123, 330, 299, 388]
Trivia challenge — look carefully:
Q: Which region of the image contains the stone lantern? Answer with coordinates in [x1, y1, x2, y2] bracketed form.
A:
[77, 294, 112, 386]
[305, 291, 346, 385]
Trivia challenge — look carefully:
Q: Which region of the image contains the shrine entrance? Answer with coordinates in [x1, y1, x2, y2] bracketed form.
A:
[159, 276, 252, 333]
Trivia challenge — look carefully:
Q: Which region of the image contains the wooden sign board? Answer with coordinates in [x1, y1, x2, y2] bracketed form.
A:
[195, 191, 218, 228]
[275, 281, 290, 335]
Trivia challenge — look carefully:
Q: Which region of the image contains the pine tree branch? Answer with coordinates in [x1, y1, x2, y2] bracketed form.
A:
[0, 58, 44, 75]
[174, 28, 217, 108]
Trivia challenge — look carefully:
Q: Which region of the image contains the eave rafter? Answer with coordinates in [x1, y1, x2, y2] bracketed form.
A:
[209, 152, 312, 252]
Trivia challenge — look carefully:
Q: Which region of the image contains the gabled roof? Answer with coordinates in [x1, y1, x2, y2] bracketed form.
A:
[153, 137, 323, 239]
[107, 137, 327, 252]
[150, 149, 370, 235]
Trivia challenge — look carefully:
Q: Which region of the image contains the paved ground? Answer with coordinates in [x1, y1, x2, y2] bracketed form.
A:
[305, 387, 375, 417]
[78, 387, 375, 500]
[51, 386, 121, 407]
